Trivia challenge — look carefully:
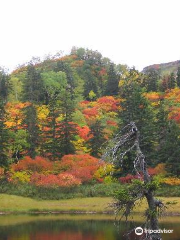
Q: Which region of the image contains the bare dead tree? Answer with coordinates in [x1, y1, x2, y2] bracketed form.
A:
[103, 122, 165, 240]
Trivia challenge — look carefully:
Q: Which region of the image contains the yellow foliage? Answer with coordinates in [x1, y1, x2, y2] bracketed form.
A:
[161, 177, 180, 186]
[73, 138, 90, 153]
[37, 105, 49, 121]
[0, 167, 4, 179]
[10, 170, 31, 184]
[154, 163, 167, 175]
[94, 164, 115, 179]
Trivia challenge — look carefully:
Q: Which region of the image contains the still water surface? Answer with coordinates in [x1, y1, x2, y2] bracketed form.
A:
[0, 214, 179, 240]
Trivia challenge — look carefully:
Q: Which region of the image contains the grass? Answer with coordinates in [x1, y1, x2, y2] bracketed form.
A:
[0, 194, 180, 215]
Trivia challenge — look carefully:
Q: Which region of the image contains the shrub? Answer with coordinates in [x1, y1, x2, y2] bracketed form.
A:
[161, 177, 180, 186]
[12, 156, 53, 173]
[8, 170, 31, 184]
[60, 154, 101, 183]
[30, 172, 81, 187]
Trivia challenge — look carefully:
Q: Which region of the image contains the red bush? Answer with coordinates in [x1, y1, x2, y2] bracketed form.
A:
[77, 126, 91, 140]
[60, 154, 101, 183]
[83, 107, 99, 119]
[12, 156, 53, 172]
[30, 172, 81, 187]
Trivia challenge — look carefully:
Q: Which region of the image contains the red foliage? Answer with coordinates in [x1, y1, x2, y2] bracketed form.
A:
[119, 167, 159, 184]
[30, 172, 81, 187]
[99, 68, 107, 76]
[168, 107, 180, 123]
[83, 107, 99, 119]
[12, 156, 53, 172]
[77, 126, 91, 140]
[97, 96, 119, 112]
[60, 154, 101, 183]
[119, 174, 141, 183]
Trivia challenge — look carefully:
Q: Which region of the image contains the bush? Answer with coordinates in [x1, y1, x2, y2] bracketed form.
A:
[30, 173, 81, 187]
[12, 156, 53, 173]
[59, 154, 101, 183]
[9, 170, 31, 184]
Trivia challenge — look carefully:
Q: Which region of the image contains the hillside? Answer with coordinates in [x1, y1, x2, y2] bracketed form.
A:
[0, 47, 180, 193]
[143, 60, 180, 75]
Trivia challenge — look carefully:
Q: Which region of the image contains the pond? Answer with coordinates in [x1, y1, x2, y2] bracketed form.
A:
[0, 214, 179, 240]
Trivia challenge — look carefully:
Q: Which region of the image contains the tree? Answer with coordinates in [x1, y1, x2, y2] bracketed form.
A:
[22, 64, 44, 103]
[0, 68, 9, 103]
[144, 69, 160, 92]
[58, 86, 77, 157]
[158, 120, 180, 176]
[119, 82, 155, 168]
[0, 100, 9, 168]
[169, 72, 176, 89]
[83, 69, 98, 100]
[55, 61, 75, 90]
[88, 120, 106, 157]
[42, 99, 61, 160]
[23, 104, 39, 158]
[104, 122, 165, 240]
[177, 66, 180, 88]
[41, 70, 67, 104]
[104, 63, 119, 96]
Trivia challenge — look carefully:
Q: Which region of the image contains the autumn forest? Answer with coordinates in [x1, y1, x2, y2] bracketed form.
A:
[0, 47, 180, 198]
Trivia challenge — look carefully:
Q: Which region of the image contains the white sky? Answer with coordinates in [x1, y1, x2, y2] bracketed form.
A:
[1, 0, 180, 72]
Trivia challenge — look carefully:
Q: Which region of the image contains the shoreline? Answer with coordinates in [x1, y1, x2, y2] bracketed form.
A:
[0, 194, 180, 217]
[0, 210, 180, 216]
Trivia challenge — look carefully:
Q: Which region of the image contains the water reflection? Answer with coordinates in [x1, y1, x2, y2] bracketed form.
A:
[0, 215, 179, 240]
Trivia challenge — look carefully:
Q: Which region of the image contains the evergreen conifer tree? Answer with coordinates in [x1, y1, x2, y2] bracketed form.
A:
[23, 104, 39, 158]
[22, 64, 44, 103]
[0, 100, 9, 168]
[120, 82, 155, 167]
[83, 69, 98, 100]
[104, 63, 119, 96]
[88, 120, 106, 157]
[176, 67, 180, 88]
[169, 72, 176, 89]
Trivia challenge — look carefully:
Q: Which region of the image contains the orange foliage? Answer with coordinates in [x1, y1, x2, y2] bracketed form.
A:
[97, 96, 120, 112]
[153, 163, 167, 175]
[0, 167, 4, 179]
[12, 156, 53, 172]
[145, 92, 163, 102]
[168, 107, 180, 123]
[5, 102, 30, 129]
[164, 88, 180, 103]
[83, 107, 99, 119]
[161, 177, 180, 186]
[59, 154, 101, 183]
[106, 120, 118, 127]
[30, 172, 81, 187]
[76, 126, 91, 140]
[71, 60, 84, 67]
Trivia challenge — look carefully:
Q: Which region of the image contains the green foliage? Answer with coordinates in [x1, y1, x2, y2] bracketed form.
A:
[83, 69, 99, 100]
[88, 120, 106, 157]
[23, 104, 39, 158]
[105, 63, 119, 96]
[0, 181, 121, 200]
[118, 81, 156, 169]
[22, 64, 44, 103]
[0, 68, 9, 102]
[0, 100, 9, 168]
[41, 70, 67, 103]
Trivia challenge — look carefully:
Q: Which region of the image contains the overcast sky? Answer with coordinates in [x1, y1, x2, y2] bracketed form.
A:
[1, 0, 180, 72]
